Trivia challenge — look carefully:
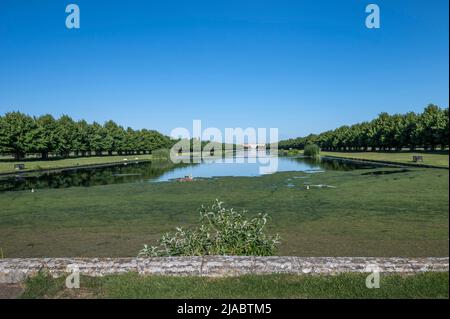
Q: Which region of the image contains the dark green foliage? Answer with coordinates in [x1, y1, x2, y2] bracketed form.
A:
[303, 144, 320, 157]
[35, 114, 58, 159]
[0, 111, 174, 159]
[279, 105, 449, 151]
[0, 112, 37, 159]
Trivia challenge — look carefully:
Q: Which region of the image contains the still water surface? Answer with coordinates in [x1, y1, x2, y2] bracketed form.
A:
[0, 154, 376, 192]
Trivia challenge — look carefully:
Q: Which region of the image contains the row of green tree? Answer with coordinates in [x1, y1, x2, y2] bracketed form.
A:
[0, 112, 174, 160]
[279, 105, 449, 151]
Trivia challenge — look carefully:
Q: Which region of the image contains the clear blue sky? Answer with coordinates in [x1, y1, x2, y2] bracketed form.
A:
[0, 0, 448, 140]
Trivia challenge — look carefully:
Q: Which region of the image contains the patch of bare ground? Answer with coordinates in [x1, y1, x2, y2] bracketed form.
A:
[52, 288, 98, 299]
[0, 283, 24, 299]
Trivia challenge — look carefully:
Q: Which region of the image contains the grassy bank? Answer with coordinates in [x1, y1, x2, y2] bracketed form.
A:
[20, 272, 449, 299]
[321, 151, 449, 168]
[0, 167, 448, 258]
[0, 154, 154, 174]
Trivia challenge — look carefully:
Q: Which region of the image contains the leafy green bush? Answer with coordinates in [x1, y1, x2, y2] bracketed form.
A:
[303, 144, 320, 157]
[138, 200, 280, 257]
[278, 149, 301, 157]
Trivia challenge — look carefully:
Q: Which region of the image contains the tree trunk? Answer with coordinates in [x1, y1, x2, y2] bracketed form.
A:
[14, 152, 24, 160]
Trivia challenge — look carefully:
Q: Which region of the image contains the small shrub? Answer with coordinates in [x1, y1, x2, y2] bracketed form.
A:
[287, 149, 301, 156]
[304, 144, 320, 157]
[138, 200, 280, 257]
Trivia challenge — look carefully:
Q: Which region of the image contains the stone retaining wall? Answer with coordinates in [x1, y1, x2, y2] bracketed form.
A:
[0, 257, 448, 283]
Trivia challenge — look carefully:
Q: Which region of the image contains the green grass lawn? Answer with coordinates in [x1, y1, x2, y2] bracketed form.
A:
[321, 151, 449, 168]
[20, 272, 449, 299]
[0, 167, 448, 258]
[0, 154, 154, 174]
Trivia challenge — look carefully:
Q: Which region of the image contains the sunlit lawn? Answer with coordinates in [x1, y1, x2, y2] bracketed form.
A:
[0, 154, 153, 174]
[21, 272, 449, 299]
[321, 151, 449, 168]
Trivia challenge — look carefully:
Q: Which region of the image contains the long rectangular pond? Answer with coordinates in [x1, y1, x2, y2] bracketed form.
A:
[0, 154, 379, 192]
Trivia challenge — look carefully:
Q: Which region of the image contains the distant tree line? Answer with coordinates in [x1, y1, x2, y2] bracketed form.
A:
[0, 112, 174, 160]
[279, 105, 449, 152]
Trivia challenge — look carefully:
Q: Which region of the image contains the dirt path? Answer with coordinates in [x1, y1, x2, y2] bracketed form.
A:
[0, 284, 24, 299]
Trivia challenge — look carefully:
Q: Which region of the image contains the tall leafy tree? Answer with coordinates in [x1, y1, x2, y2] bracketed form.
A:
[421, 104, 443, 150]
[75, 120, 91, 156]
[35, 114, 58, 159]
[0, 112, 37, 159]
[439, 108, 449, 150]
[54, 115, 78, 157]
[88, 122, 106, 156]
[103, 120, 120, 155]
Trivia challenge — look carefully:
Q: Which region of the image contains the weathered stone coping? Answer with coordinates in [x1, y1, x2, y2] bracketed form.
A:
[0, 257, 448, 284]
